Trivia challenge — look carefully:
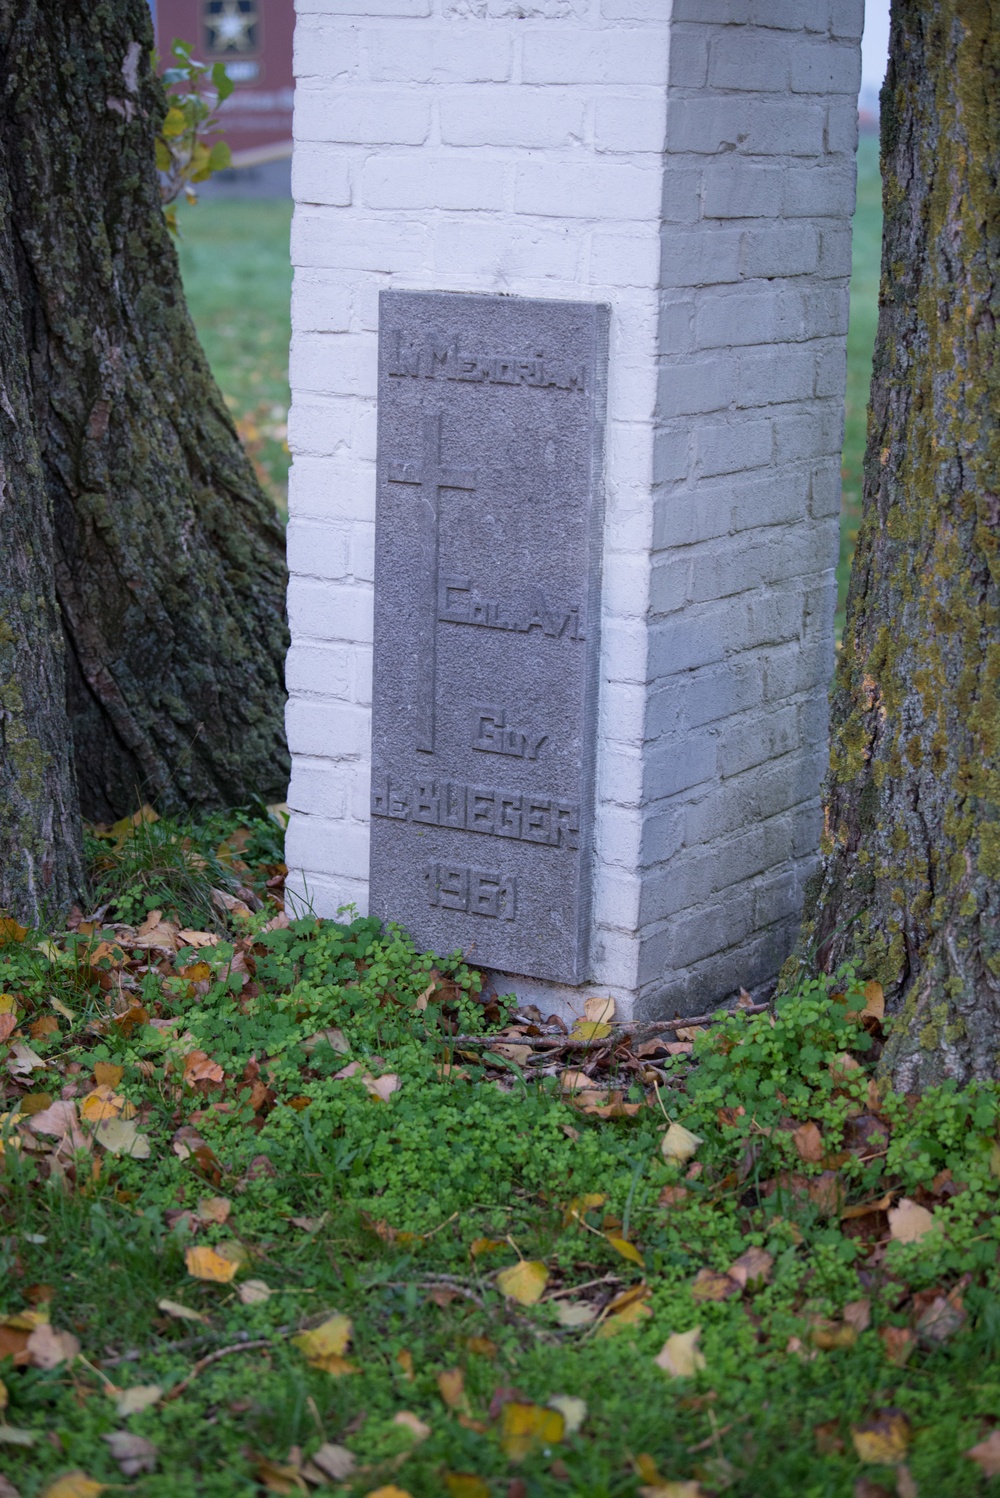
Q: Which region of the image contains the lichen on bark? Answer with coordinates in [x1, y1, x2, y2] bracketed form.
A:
[797, 0, 1000, 1086]
[0, 0, 289, 920]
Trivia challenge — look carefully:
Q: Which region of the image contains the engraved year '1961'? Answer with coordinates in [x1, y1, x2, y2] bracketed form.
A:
[424, 863, 516, 921]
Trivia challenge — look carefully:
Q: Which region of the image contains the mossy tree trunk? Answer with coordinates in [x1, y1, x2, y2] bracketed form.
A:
[801, 0, 1000, 1086]
[0, 1, 289, 920]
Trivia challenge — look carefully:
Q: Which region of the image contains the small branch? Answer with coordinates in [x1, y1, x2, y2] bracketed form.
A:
[162, 1337, 275, 1402]
[453, 1003, 768, 1052]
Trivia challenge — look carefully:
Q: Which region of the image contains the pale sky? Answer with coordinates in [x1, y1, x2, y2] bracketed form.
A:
[861, 0, 891, 96]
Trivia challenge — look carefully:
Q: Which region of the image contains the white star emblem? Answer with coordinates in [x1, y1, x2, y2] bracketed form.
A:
[206, 0, 257, 54]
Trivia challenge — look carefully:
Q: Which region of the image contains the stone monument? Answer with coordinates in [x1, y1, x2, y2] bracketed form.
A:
[284, 0, 863, 1021]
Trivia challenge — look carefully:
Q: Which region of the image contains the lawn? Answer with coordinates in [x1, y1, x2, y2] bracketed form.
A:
[175, 198, 293, 514]
[3, 812, 1000, 1497]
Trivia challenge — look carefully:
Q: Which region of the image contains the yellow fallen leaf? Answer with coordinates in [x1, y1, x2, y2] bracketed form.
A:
[569, 1021, 612, 1041]
[0, 918, 27, 945]
[888, 1198, 935, 1243]
[563, 1192, 607, 1224]
[690, 1268, 740, 1303]
[81, 1086, 131, 1123]
[392, 1411, 430, 1442]
[966, 1430, 1000, 1478]
[606, 1235, 645, 1267]
[365, 1488, 413, 1498]
[309, 1353, 358, 1376]
[292, 1314, 352, 1361]
[92, 1117, 150, 1158]
[395, 1349, 415, 1380]
[584, 996, 616, 1024]
[655, 1328, 706, 1378]
[0, 1375, 6, 1411]
[185, 1245, 238, 1284]
[661, 1122, 703, 1165]
[469, 1237, 506, 1258]
[255, 1456, 307, 1494]
[809, 1318, 857, 1351]
[39, 1477, 105, 1498]
[851, 1408, 911, 1464]
[548, 1394, 586, 1434]
[500, 1401, 565, 1462]
[596, 1298, 653, 1338]
[93, 1062, 123, 1088]
[445, 1476, 490, 1498]
[496, 1260, 548, 1305]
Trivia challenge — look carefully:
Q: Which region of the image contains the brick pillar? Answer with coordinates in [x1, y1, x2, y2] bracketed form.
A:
[283, 0, 862, 1020]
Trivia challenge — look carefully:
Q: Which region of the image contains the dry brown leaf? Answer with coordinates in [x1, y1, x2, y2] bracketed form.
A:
[487, 1043, 533, 1065]
[860, 980, 885, 1020]
[888, 1198, 935, 1244]
[437, 1368, 465, 1408]
[237, 1279, 272, 1305]
[392, 1411, 430, 1442]
[554, 1302, 598, 1328]
[496, 1260, 548, 1305]
[114, 1385, 162, 1417]
[466, 1336, 497, 1358]
[26, 1100, 89, 1153]
[177, 929, 219, 949]
[184, 1245, 238, 1284]
[183, 1050, 225, 1085]
[469, 1237, 507, 1258]
[254, 1456, 306, 1494]
[690, 1268, 740, 1303]
[559, 1070, 591, 1092]
[654, 1327, 706, 1378]
[792, 1121, 824, 1163]
[813, 1419, 844, 1455]
[26, 1323, 79, 1370]
[966, 1430, 1000, 1478]
[363, 1071, 401, 1102]
[308, 1443, 356, 1481]
[851, 1409, 911, 1464]
[914, 1283, 966, 1344]
[103, 1432, 157, 1477]
[809, 1318, 857, 1351]
[661, 1122, 703, 1165]
[196, 1195, 232, 1226]
[879, 1325, 915, 1366]
[584, 996, 616, 1024]
[727, 1247, 773, 1290]
[843, 1299, 872, 1334]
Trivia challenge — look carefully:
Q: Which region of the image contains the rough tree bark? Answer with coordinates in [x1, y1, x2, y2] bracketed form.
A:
[799, 0, 1000, 1086]
[0, 0, 289, 923]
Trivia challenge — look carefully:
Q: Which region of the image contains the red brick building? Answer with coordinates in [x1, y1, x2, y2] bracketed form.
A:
[151, 0, 293, 166]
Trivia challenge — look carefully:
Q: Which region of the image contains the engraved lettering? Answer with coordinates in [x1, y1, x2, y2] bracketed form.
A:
[424, 862, 517, 921]
[386, 332, 587, 394]
[438, 582, 584, 640]
[473, 708, 549, 761]
[374, 774, 578, 850]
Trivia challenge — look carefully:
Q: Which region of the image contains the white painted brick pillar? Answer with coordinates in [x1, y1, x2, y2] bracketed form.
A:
[284, 0, 862, 1021]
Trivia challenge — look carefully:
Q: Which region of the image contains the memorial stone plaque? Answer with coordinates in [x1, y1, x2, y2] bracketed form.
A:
[369, 291, 609, 984]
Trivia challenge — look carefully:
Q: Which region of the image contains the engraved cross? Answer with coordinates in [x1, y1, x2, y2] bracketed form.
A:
[387, 412, 475, 753]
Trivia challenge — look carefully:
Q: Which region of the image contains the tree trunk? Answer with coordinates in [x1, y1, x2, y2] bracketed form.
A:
[0, 135, 82, 926]
[0, 0, 289, 842]
[799, 0, 1000, 1086]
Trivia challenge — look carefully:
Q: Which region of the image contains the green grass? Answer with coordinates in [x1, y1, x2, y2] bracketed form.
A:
[4, 820, 1000, 1497]
[839, 134, 883, 635]
[175, 198, 293, 513]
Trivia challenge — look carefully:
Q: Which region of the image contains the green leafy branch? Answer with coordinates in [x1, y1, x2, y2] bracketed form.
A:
[156, 39, 234, 235]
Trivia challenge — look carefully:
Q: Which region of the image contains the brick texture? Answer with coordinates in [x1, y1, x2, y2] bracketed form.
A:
[285, 0, 857, 1020]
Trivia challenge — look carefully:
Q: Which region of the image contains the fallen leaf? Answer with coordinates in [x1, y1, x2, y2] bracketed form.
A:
[596, 1296, 653, 1337]
[658, 1185, 690, 1208]
[238, 1279, 272, 1305]
[365, 1489, 413, 1498]
[255, 1456, 307, 1494]
[569, 1021, 612, 1041]
[212, 888, 252, 919]
[29, 1015, 59, 1040]
[879, 1325, 915, 1366]
[395, 1349, 415, 1380]
[466, 1336, 496, 1358]
[548, 1394, 586, 1434]
[0, 1426, 35, 1447]
[0, 1013, 16, 1044]
[437, 1368, 465, 1409]
[92, 1117, 151, 1158]
[554, 1302, 598, 1327]
[177, 929, 219, 948]
[114, 1384, 162, 1417]
[861, 980, 885, 1020]
[792, 1121, 824, 1163]
[81, 1087, 132, 1123]
[814, 1418, 844, 1455]
[661, 1122, 703, 1165]
[392, 1411, 430, 1442]
[309, 1443, 356, 1480]
[915, 1282, 966, 1344]
[470, 1237, 507, 1258]
[809, 1317, 857, 1351]
[103, 1432, 157, 1476]
[363, 1072, 401, 1102]
[26, 1323, 80, 1369]
[966, 1430, 1000, 1478]
[888, 1198, 935, 1244]
[851, 1409, 911, 1464]
[185, 1245, 238, 1284]
[500, 1402, 565, 1462]
[637, 1484, 704, 1498]
[0, 919, 27, 945]
[26, 1100, 90, 1153]
[584, 996, 616, 1023]
[444, 1477, 489, 1498]
[183, 1050, 225, 1085]
[292, 1314, 356, 1373]
[727, 1247, 773, 1290]
[655, 1328, 706, 1378]
[606, 1235, 644, 1266]
[0, 1472, 19, 1498]
[896, 1465, 918, 1498]
[691, 1268, 740, 1303]
[302, 1026, 349, 1055]
[196, 1195, 232, 1226]
[157, 1298, 208, 1324]
[38, 1478, 105, 1498]
[843, 1299, 872, 1334]
[559, 1070, 591, 1091]
[7, 1041, 45, 1078]
[497, 1260, 548, 1305]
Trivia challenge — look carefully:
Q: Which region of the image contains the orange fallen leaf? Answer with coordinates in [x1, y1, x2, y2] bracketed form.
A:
[184, 1245, 238, 1284]
[183, 1051, 225, 1085]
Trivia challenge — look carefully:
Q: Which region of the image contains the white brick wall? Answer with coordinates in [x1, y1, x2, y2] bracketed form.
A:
[285, 0, 860, 1020]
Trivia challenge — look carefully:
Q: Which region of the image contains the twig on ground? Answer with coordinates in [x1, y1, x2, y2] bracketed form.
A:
[162, 1336, 274, 1403]
[453, 1003, 768, 1052]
